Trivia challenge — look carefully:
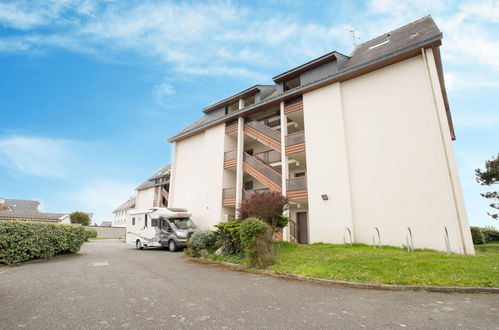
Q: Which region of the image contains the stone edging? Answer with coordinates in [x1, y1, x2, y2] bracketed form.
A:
[188, 256, 499, 294]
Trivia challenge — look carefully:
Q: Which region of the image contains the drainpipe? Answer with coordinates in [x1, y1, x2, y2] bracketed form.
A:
[280, 101, 290, 241]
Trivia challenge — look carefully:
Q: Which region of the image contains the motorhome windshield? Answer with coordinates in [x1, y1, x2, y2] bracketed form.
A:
[169, 218, 197, 230]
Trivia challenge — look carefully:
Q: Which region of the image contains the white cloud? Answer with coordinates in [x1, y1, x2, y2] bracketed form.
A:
[154, 82, 175, 107]
[0, 2, 45, 29]
[453, 110, 499, 129]
[444, 72, 498, 92]
[0, 135, 78, 179]
[69, 180, 136, 223]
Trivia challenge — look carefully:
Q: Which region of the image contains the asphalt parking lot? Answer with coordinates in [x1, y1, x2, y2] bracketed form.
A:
[1, 239, 497, 329]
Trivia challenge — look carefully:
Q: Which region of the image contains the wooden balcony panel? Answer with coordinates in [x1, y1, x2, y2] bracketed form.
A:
[286, 189, 308, 200]
[244, 125, 281, 151]
[225, 123, 238, 134]
[222, 198, 236, 206]
[286, 143, 306, 155]
[224, 159, 237, 168]
[284, 101, 303, 115]
[243, 163, 282, 193]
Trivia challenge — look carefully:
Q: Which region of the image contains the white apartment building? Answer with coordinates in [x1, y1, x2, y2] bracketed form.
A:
[167, 16, 475, 254]
[112, 165, 171, 227]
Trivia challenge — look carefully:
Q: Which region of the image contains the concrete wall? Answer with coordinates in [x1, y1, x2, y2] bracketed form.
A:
[169, 124, 226, 230]
[86, 226, 125, 239]
[303, 54, 474, 254]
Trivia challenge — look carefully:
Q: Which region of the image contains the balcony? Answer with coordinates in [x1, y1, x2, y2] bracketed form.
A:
[285, 130, 306, 155]
[254, 149, 281, 165]
[244, 120, 281, 151]
[224, 150, 237, 168]
[286, 176, 308, 200]
[243, 152, 282, 193]
[225, 121, 238, 134]
[284, 99, 303, 115]
[222, 187, 236, 206]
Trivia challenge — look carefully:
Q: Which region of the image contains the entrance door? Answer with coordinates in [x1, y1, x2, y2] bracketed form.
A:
[297, 212, 308, 244]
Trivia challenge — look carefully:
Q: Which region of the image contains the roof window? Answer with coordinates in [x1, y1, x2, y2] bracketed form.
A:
[369, 39, 389, 50]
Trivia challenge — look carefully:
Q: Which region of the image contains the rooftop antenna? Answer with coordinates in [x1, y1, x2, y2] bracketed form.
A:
[347, 29, 360, 47]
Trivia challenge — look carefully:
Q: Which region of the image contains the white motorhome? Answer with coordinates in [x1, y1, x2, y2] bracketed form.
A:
[126, 207, 197, 251]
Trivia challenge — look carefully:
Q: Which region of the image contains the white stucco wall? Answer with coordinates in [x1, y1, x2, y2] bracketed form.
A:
[303, 83, 355, 244]
[170, 124, 226, 230]
[135, 187, 155, 210]
[303, 54, 474, 254]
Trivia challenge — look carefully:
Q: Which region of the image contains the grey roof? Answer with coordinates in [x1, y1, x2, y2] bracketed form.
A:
[135, 164, 171, 191]
[272, 51, 349, 83]
[169, 16, 446, 142]
[342, 15, 441, 71]
[100, 221, 112, 227]
[113, 196, 136, 213]
[202, 85, 275, 114]
[0, 211, 65, 222]
[0, 198, 40, 213]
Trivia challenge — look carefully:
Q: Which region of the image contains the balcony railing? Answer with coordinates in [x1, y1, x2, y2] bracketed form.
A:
[287, 176, 307, 191]
[254, 150, 281, 164]
[243, 152, 281, 185]
[224, 150, 237, 161]
[246, 120, 281, 142]
[222, 187, 236, 199]
[286, 130, 305, 146]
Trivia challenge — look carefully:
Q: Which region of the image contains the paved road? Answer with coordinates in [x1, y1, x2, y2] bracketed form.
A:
[1, 240, 497, 330]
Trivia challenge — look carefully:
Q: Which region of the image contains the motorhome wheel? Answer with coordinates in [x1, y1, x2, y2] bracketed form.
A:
[168, 240, 177, 252]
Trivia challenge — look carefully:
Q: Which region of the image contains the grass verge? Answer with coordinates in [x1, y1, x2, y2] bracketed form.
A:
[204, 242, 499, 288]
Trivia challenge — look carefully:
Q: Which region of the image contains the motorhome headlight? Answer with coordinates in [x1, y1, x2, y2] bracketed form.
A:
[176, 231, 188, 238]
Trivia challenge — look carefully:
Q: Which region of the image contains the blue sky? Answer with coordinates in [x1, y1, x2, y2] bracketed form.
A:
[0, 0, 498, 226]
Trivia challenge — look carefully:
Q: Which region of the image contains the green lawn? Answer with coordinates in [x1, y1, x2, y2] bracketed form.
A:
[206, 242, 499, 287]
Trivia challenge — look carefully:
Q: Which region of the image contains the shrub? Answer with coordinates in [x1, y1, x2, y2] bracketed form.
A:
[214, 220, 242, 255]
[70, 211, 91, 226]
[239, 218, 273, 268]
[0, 220, 86, 264]
[84, 227, 98, 241]
[188, 230, 216, 254]
[470, 226, 486, 245]
[238, 191, 288, 232]
[482, 226, 499, 243]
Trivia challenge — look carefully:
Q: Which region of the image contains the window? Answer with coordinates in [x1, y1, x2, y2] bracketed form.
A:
[151, 219, 159, 227]
[295, 172, 306, 178]
[284, 77, 300, 91]
[144, 214, 148, 227]
[244, 180, 254, 190]
[132, 217, 135, 225]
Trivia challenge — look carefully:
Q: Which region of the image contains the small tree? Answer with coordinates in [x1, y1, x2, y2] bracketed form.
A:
[475, 154, 499, 220]
[0, 199, 10, 211]
[69, 211, 91, 226]
[238, 191, 288, 231]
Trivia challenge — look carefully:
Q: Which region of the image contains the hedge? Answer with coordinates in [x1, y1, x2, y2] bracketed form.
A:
[470, 226, 486, 245]
[0, 220, 86, 264]
[84, 227, 98, 241]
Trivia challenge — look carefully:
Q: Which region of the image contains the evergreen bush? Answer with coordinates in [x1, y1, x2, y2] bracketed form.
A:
[482, 226, 499, 243]
[0, 220, 86, 264]
[214, 220, 242, 255]
[188, 230, 216, 253]
[239, 218, 273, 268]
[83, 227, 98, 241]
[470, 226, 486, 245]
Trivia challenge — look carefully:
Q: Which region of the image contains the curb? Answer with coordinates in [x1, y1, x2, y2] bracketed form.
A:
[188, 256, 499, 294]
